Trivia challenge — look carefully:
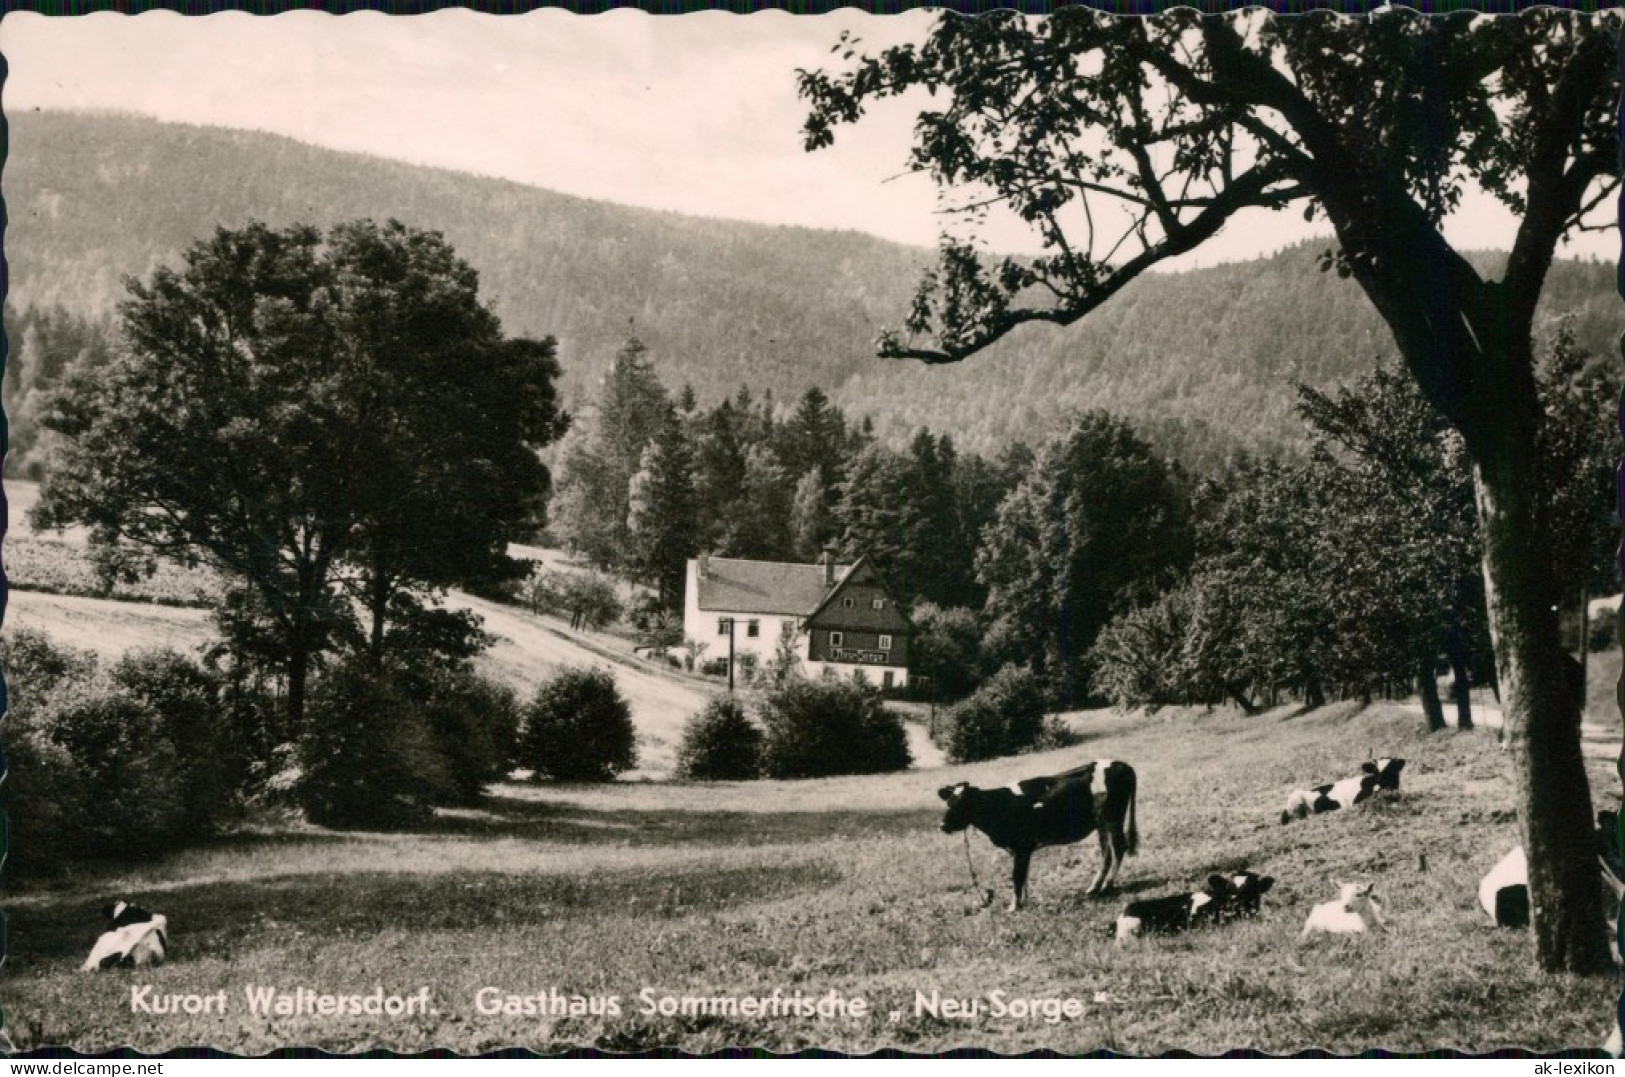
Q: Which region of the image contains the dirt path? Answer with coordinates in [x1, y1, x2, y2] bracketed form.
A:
[447, 592, 714, 779]
[1402, 697, 1621, 762]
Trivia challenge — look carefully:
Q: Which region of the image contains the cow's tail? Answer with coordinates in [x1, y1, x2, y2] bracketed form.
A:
[1124, 767, 1139, 857]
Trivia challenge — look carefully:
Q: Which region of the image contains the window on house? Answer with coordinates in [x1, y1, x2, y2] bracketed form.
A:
[830, 631, 844, 648]
[878, 634, 892, 651]
[747, 620, 760, 638]
[717, 619, 730, 636]
[872, 598, 885, 610]
[842, 597, 854, 608]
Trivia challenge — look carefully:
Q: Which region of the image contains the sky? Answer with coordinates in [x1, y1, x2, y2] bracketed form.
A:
[1, 10, 1615, 266]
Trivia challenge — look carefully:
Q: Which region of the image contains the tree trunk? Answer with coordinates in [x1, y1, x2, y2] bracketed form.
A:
[369, 561, 390, 669]
[1575, 586, 1590, 703]
[1416, 658, 1446, 732]
[287, 640, 309, 733]
[1446, 644, 1474, 731]
[1225, 683, 1260, 716]
[1473, 447, 1610, 973]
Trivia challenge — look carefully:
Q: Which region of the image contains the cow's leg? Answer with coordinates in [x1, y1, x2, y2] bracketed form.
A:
[1102, 823, 1128, 890]
[1088, 829, 1116, 896]
[1010, 850, 1033, 911]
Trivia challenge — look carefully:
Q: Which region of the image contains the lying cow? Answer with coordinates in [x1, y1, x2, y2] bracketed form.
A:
[1479, 813, 1625, 931]
[1300, 881, 1385, 938]
[938, 759, 1139, 910]
[1115, 871, 1274, 942]
[1280, 758, 1405, 825]
[82, 901, 168, 972]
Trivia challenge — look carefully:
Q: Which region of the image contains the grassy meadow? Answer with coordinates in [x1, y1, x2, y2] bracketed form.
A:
[6, 692, 1621, 1054]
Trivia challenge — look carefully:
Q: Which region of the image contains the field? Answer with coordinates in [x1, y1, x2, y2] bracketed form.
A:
[5, 481, 223, 607]
[6, 477, 1620, 1053]
[6, 690, 1621, 1054]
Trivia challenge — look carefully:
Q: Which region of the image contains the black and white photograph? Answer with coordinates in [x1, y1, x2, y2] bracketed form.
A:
[2, 6, 1622, 1055]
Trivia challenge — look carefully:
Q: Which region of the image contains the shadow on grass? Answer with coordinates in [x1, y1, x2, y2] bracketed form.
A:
[6, 859, 843, 967]
[423, 795, 941, 847]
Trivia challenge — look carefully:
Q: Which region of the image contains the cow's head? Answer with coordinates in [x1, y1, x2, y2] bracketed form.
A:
[1362, 757, 1406, 790]
[1188, 875, 1237, 925]
[1226, 872, 1274, 914]
[937, 782, 974, 833]
[1338, 881, 1377, 909]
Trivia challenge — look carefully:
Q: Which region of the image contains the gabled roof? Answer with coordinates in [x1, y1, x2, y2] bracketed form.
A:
[804, 556, 912, 631]
[693, 556, 852, 616]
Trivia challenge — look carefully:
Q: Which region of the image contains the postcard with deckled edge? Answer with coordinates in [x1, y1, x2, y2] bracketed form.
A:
[0, 3, 1620, 1056]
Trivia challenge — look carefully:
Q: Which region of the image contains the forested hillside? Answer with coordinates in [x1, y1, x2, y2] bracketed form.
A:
[6, 111, 1617, 468]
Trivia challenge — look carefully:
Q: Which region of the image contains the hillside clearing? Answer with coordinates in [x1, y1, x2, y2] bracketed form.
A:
[7, 696, 1619, 1054]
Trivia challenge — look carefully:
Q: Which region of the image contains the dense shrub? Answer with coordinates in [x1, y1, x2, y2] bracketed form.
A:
[758, 680, 911, 779]
[909, 603, 985, 702]
[1035, 714, 1083, 752]
[298, 664, 450, 829]
[2, 723, 87, 868]
[675, 697, 763, 781]
[519, 667, 637, 781]
[930, 664, 1049, 764]
[414, 664, 522, 804]
[2, 633, 96, 867]
[110, 648, 239, 834]
[2, 626, 97, 710]
[46, 683, 191, 855]
[2, 633, 239, 865]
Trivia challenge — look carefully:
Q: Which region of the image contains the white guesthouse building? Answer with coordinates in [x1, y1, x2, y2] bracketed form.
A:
[682, 553, 912, 689]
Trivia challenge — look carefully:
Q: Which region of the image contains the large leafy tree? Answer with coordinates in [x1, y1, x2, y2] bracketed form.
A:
[35, 219, 565, 727]
[976, 412, 1192, 705]
[801, 9, 1618, 971]
[1298, 366, 1487, 728]
[319, 222, 568, 664]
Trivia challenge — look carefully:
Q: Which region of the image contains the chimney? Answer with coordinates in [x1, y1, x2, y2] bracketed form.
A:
[821, 549, 834, 587]
[698, 552, 710, 580]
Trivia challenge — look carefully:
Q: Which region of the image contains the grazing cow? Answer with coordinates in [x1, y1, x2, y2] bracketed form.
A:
[82, 902, 168, 972]
[1280, 758, 1405, 825]
[1300, 882, 1385, 938]
[938, 759, 1138, 910]
[1115, 871, 1275, 941]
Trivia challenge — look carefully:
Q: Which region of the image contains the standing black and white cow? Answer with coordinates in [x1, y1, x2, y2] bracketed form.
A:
[937, 759, 1138, 910]
[1280, 758, 1405, 824]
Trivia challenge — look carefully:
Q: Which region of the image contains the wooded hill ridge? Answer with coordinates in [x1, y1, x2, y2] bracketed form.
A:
[7, 110, 1617, 467]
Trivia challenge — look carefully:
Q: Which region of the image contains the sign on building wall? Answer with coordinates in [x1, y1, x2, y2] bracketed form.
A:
[830, 647, 890, 665]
